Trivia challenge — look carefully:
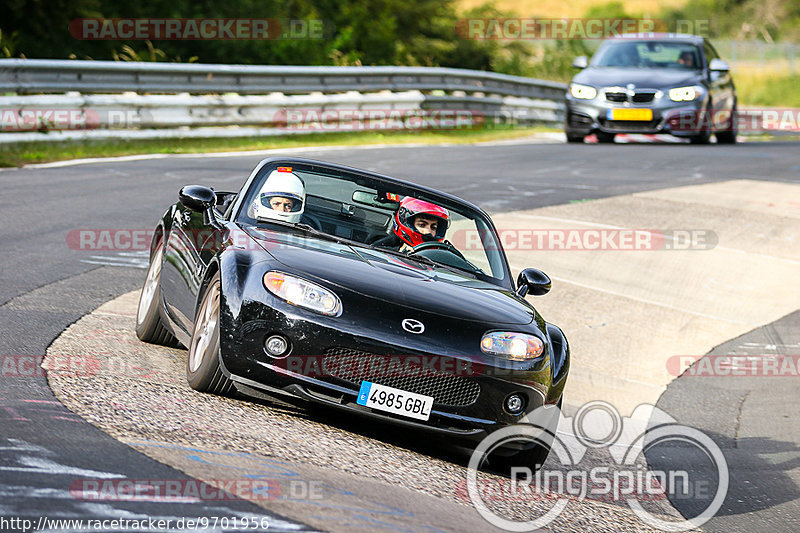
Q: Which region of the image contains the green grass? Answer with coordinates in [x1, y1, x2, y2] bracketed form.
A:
[0, 126, 557, 168]
[735, 72, 800, 107]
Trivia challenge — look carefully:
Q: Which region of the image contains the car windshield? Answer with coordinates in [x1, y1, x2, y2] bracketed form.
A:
[235, 161, 510, 286]
[592, 41, 702, 69]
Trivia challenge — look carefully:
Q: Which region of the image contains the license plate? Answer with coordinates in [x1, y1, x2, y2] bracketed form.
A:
[357, 381, 433, 421]
[607, 108, 653, 121]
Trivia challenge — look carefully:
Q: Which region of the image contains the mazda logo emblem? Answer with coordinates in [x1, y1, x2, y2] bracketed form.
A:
[402, 319, 425, 334]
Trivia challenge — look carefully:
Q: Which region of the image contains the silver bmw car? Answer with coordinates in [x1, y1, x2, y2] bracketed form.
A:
[564, 33, 737, 144]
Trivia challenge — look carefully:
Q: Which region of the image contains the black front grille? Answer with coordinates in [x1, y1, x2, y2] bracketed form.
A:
[599, 119, 660, 132]
[605, 92, 627, 102]
[632, 91, 656, 103]
[321, 347, 481, 407]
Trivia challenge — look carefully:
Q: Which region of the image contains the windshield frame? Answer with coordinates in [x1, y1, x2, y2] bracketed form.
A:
[230, 157, 514, 289]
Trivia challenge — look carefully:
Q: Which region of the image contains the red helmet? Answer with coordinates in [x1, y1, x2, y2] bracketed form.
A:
[392, 197, 450, 247]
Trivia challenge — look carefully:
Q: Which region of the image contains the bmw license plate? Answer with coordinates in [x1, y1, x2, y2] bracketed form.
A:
[357, 381, 433, 421]
[607, 108, 653, 121]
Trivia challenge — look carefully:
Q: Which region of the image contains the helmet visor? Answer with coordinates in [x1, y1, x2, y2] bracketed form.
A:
[260, 192, 303, 213]
[410, 214, 448, 241]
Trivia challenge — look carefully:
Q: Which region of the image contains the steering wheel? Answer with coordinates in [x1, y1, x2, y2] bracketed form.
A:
[300, 213, 322, 231]
[409, 240, 467, 260]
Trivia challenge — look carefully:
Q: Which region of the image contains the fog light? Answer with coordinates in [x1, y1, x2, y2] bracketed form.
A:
[505, 394, 525, 414]
[265, 335, 290, 357]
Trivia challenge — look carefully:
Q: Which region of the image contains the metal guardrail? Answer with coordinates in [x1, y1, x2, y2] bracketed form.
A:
[0, 59, 567, 143]
[0, 59, 567, 100]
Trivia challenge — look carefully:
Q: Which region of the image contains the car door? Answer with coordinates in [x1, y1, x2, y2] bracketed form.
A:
[160, 204, 208, 336]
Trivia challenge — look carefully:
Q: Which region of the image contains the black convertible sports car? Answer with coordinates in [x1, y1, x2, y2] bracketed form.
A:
[135, 157, 569, 467]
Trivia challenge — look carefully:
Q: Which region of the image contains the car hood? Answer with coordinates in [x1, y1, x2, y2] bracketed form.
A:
[573, 67, 702, 89]
[243, 226, 534, 325]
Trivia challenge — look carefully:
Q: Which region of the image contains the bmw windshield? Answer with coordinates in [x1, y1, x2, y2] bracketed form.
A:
[592, 41, 702, 69]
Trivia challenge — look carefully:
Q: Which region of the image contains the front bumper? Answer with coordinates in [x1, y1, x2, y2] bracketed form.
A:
[218, 298, 560, 447]
[565, 94, 706, 137]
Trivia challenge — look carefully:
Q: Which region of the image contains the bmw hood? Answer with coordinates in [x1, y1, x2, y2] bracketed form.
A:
[573, 67, 701, 89]
[244, 226, 534, 325]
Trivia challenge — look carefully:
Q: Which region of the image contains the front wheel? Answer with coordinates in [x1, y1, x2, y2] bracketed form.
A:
[690, 105, 712, 144]
[566, 133, 585, 143]
[186, 273, 234, 395]
[715, 106, 738, 144]
[490, 442, 552, 473]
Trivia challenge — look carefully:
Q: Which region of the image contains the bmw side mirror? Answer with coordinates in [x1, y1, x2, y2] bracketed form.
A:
[517, 268, 551, 297]
[179, 185, 217, 212]
[572, 56, 588, 69]
[709, 59, 730, 72]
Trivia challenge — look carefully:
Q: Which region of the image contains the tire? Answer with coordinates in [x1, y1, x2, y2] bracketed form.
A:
[491, 441, 552, 473]
[596, 132, 615, 143]
[488, 397, 562, 474]
[135, 244, 178, 346]
[715, 105, 738, 144]
[186, 273, 234, 395]
[566, 133, 585, 143]
[689, 105, 712, 144]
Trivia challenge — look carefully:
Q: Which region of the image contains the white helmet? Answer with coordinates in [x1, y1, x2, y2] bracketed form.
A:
[252, 167, 306, 224]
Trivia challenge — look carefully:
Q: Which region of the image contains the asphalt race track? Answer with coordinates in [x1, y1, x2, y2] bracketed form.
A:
[1, 138, 799, 532]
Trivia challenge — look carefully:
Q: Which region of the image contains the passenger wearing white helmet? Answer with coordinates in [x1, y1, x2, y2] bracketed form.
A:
[252, 167, 306, 224]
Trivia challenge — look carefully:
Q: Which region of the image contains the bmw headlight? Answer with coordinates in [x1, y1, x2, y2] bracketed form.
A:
[668, 86, 702, 102]
[480, 332, 544, 361]
[263, 271, 341, 316]
[569, 83, 597, 100]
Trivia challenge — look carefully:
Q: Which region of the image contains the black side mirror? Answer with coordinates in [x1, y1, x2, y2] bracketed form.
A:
[179, 185, 217, 212]
[516, 268, 551, 297]
[179, 185, 224, 230]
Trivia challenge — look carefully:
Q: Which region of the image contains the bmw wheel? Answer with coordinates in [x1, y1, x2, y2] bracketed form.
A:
[715, 104, 738, 144]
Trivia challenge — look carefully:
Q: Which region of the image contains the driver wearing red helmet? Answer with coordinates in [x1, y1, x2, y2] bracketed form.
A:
[373, 197, 450, 251]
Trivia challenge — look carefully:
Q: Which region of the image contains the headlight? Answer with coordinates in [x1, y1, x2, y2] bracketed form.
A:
[569, 83, 597, 100]
[480, 332, 544, 361]
[263, 271, 341, 316]
[668, 86, 702, 102]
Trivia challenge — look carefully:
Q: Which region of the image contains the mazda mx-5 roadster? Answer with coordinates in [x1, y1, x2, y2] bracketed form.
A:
[135, 156, 569, 467]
